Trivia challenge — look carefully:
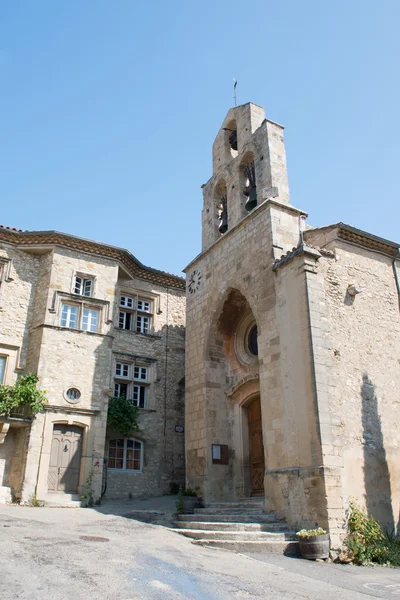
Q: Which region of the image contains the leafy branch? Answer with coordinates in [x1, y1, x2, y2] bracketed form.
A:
[0, 374, 47, 417]
[107, 396, 140, 437]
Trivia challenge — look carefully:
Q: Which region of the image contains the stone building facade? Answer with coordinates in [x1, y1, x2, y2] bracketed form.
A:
[184, 102, 400, 543]
[0, 228, 185, 505]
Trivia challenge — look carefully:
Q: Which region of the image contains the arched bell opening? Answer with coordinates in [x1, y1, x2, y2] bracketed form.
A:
[223, 119, 238, 160]
[240, 151, 257, 213]
[205, 288, 262, 501]
[214, 178, 228, 235]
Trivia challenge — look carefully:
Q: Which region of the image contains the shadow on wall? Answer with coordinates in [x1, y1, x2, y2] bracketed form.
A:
[361, 372, 394, 533]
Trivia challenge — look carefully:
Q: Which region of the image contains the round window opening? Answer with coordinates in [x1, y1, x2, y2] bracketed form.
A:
[248, 325, 258, 356]
[66, 388, 81, 402]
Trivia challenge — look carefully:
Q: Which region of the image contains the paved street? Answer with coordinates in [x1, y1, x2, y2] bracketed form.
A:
[0, 502, 399, 600]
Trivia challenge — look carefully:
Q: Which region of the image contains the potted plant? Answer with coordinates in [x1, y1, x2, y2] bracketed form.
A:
[296, 527, 330, 560]
[178, 488, 198, 514]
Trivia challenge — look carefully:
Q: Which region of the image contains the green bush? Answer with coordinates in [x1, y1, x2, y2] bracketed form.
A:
[107, 396, 140, 437]
[181, 488, 197, 497]
[345, 501, 400, 566]
[0, 374, 47, 417]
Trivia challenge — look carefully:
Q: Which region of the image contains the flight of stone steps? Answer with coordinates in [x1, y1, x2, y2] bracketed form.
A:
[171, 498, 299, 554]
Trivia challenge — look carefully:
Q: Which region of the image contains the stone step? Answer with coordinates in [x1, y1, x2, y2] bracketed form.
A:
[173, 521, 290, 532]
[206, 502, 264, 509]
[194, 507, 264, 515]
[170, 529, 296, 542]
[177, 513, 281, 523]
[191, 539, 300, 555]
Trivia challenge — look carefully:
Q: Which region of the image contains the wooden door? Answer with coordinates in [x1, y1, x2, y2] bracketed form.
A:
[247, 397, 265, 496]
[48, 425, 83, 493]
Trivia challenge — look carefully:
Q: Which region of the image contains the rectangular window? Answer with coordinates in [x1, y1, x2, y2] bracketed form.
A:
[119, 311, 132, 330]
[74, 276, 93, 297]
[114, 382, 129, 398]
[120, 295, 134, 309]
[108, 438, 142, 471]
[133, 385, 147, 408]
[60, 304, 78, 328]
[136, 314, 150, 334]
[137, 299, 151, 313]
[134, 366, 148, 381]
[82, 308, 99, 333]
[0, 357, 6, 383]
[115, 362, 130, 378]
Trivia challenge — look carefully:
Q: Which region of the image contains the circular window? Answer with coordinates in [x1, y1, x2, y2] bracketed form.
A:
[234, 314, 259, 365]
[65, 388, 81, 404]
[248, 325, 258, 356]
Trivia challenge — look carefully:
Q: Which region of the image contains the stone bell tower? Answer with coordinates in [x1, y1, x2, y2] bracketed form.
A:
[184, 102, 339, 540]
[201, 103, 291, 251]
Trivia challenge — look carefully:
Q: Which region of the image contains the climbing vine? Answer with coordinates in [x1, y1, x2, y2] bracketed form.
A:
[0, 374, 47, 417]
[107, 396, 140, 437]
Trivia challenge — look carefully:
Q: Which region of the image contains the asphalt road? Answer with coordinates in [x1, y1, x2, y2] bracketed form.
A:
[0, 504, 399, 599]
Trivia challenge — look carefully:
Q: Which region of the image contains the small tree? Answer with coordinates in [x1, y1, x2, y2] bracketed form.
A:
[107, 396, 140, 437]
[0, 374, 47, 417]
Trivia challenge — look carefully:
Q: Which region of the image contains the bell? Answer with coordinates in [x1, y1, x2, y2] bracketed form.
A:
[218, 216, 228, 234]
[245, 187, 257, 212]
[229, 130, 238, 151]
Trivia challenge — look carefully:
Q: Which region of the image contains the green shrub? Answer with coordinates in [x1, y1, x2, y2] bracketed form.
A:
[345, 501, 400, 566]
[181, 488, 197, 497]
[107, 396, 140, 437]
[0, 374, 47, 417]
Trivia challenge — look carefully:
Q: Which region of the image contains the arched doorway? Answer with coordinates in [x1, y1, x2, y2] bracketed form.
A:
[246, 396, 265, 496]
[47, 424, 83, 493]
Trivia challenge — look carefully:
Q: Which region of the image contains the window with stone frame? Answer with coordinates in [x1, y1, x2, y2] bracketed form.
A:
[60, 302, 100, 333]
[107, 438, 143, 471]
[113, 360, 150, 408]
[118, 294, 153, 335]
[73, 274, 94, 297]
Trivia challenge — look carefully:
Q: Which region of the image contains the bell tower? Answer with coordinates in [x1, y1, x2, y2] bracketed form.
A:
[201, 102, 291, 251]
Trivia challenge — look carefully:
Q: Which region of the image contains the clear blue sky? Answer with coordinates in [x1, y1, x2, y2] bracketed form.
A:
[1, 1, 399, 275]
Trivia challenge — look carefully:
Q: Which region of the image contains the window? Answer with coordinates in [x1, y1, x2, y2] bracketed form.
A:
[66, 388, 81, 401]
[115, 362, 130, 378]
[60, 303, 99, 333]
[136, 314, 150, 335]
[119, 311, 132, 330]
[61, 304, 78, 328]
[120, 295, 134, 309]
[114, 360, 150, 408]
[114, 382, 128, 398]
[0, 357, 6, 383]
[74, 276, 93, 297]
[133, 385, 147, 408]
[118, 294, 153, 334]
[134, 366, 148, 381]
[108, 438, 143, 471]
[82, 308, 99, 333]
[137, 299, 150, 313]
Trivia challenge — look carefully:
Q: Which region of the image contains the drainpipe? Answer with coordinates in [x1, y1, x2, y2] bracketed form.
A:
[394, 248, 400, 309]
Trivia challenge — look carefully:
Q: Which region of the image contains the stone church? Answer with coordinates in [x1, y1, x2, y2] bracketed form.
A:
[184, 102, 400, 543]
[0, 228, 185, 505]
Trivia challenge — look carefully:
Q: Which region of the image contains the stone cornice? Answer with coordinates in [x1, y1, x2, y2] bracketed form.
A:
[0, 227, 185, 291]
[304, 223, 399, 259]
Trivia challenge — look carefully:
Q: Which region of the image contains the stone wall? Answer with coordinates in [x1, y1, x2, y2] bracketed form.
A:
[316, 242, 400, 532]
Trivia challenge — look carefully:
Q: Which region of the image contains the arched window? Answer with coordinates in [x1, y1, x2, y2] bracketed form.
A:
[240, 152, 257, 212]
[107, 438, 143, 472]
[214, 178, 228, 234]
[223, 119, 238, 159]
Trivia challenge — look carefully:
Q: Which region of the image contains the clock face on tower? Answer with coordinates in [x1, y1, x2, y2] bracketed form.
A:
[188, 269, 202, 294]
